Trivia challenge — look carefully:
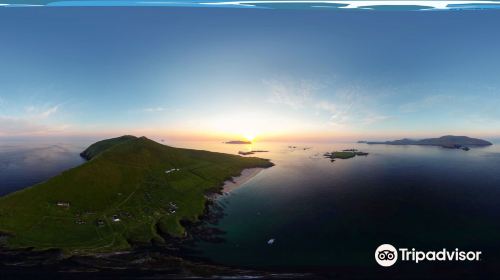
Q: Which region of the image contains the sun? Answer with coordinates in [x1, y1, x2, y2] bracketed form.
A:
[243, 133, 257, 142]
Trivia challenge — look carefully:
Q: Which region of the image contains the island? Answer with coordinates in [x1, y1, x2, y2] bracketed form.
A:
[360, 135, 492, 150]
[324, 149, 369, 161]
[0, 136, 273, 254]
[238, 150, 269, 155]
[225, 140, 251, 144]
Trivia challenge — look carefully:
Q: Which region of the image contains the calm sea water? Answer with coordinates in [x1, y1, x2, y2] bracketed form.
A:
[179, 141, 500, 275]
[0, 139, 89, 196]
[2, 139, 500, 276]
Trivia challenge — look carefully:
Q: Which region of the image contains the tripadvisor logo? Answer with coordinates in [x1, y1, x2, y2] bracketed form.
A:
[375, 244, 482, 267]
[375, 244, 398, 267]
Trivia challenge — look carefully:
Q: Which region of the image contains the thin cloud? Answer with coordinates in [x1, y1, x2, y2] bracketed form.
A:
[265, 79, 321, 109]
[0, 102, 67, 136]
[399, 94, 453, 113]
[0, 116, 68, 136]
[143, 107, 168, 112]
[265, 78, 391, 128]
[316, 100, 351, 127]
[361, 114, 391, 125]
[315, 88, 389, 127]
[40, 105, 59, 118]
[24, 104, 60, 118]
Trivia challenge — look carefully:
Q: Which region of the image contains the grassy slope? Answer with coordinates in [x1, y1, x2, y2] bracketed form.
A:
[79, 135, 137, 160]
[0, 136, 273, 253]
[331, 152, 356, 159]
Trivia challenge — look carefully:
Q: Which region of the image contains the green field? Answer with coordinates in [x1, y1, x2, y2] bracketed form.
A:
[0, 136, 273, 254]
[324, 150, 369, 160]
[330, 152, 356, 159]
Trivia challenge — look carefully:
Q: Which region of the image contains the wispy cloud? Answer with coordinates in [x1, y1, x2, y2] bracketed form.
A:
[0, 102, 67, 136]
[316, 100, 352, 127]
[315, 89, 361, 127]
[265, 79, 390, 128]
[361, 114, 391, 125]
[265, 79, 321, 109]
[40, 105, 59, 118]
[143, 107, 168, 113]
[399, 94, 453, 113]
[0, 116, 68, 136]
[24, 104, 60, 118]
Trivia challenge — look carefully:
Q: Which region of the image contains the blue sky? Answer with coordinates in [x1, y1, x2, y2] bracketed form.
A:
[1, 8, 500, 141]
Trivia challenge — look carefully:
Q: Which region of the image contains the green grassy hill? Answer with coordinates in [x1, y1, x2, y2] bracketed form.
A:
[0, 136, 273, 254]
[80, 135, 137, 160]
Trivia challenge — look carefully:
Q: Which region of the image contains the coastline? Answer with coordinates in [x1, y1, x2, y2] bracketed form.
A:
[222, 168, 265, 193]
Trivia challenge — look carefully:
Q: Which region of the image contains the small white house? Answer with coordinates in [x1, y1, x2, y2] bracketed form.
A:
[56, 201, 70, 208]
[165, 168, 181, 174]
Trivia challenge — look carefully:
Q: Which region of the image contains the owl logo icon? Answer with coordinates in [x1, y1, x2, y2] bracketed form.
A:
[375, 244, 398, 267]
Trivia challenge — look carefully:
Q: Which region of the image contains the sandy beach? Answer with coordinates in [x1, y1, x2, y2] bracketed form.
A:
[222, 168, 264, 193]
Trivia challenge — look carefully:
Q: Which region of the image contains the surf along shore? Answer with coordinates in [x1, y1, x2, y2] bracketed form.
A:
[221, 168, 265, 193]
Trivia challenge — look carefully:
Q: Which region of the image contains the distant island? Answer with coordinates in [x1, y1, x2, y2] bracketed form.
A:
[360, 135, 492, 150]
[238, 150, 268, 155]
[324, 149, 369, 162]
[0, 136, 273, 254]
[225, 140, 251, 144]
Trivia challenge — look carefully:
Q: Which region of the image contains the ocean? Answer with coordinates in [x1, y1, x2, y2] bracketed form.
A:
[189, 141, 500, 272]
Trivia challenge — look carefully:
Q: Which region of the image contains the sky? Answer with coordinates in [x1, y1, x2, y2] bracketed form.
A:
[1, 8, 500, 142]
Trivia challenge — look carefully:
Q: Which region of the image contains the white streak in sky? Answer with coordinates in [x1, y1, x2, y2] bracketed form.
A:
[199, 0, 500, 10]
